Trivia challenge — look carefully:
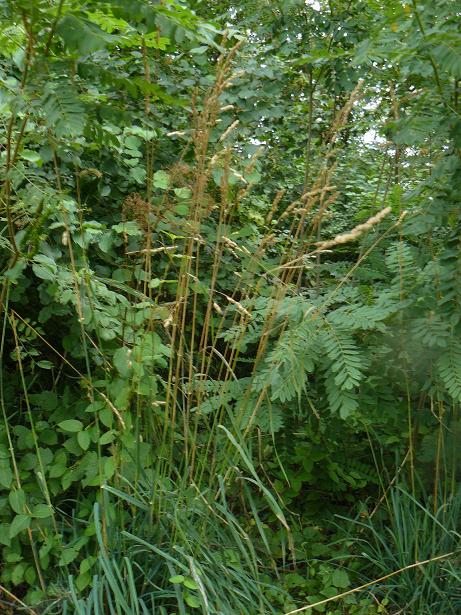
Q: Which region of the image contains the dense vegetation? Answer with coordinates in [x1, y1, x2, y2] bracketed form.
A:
[0, 0, 460, 613]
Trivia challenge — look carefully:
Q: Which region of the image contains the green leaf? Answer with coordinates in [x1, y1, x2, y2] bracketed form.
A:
[438, 339, 461, 402]
[57, 14, 113, 55]
[59, 547, 79, 566]
[41, 85, 86, 138]
[130, 166, 146, 184]
[433, 38, 461, 78]
[103, 457, 116, 479]
[153, 170, 170, 190]
[183, 577, 199, 590]
[332, 569, 350, 589]
[99, 430, 115, 445]
[77, 430, 91, 451]
[32, 504, 53, 519]
[32, 254, 57, 281]
[124, 135, 142, 150]
[0, 458, 13, 488]
[184, 592, 201, 608]
[143, 33, 170, 49]
[174, 204, 189, 216]
[169, 575, 185, 584]
[27, 590, 45, 606]
[11, 562, 26, 585]
[99, 406, 113, 428]
[10, 514, 31, 538]
[85, 401, 106, 413]
[58, 420, 83, 433]
[36, 360, 54, 369]
[133, 78, 185, 106]
[174, 187, 192, 199]
[0, 523, 11, 546]
[21, 150, 42, 166]
[80, 556, 96, 575]
[32, 264, 56, 281]
[112, 221, 143, 236]
[190, 45, 208, 54]
[49, 463, 66, 478]
[4, 258, 26, 281]
[113, 346, 132, 378]
[75, 572, 91, 591]
[9, 489, 26, 514]
[324, 329, 363, 390]
[25, 565, 36, 585]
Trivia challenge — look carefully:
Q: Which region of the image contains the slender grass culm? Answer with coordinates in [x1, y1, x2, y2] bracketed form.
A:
[332, 485, 461, 615]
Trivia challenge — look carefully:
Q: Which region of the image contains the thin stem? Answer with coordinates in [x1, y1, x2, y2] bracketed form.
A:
[284, 550, 459, 614]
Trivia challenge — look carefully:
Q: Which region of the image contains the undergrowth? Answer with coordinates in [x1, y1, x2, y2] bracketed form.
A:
[0, 0, 461, 613]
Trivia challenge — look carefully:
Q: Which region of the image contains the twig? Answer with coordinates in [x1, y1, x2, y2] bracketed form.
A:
[0, 584, 38, 614]
[284, 550, 459, 614]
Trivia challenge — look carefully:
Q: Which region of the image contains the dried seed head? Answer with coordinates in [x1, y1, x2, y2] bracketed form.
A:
[213, 301, 223, 315]
[313, 206, 392, 252]
[79, 168, 102, 179]
[219, 120, 239, 142]
[222, 236, 238, 250]
[123, 193, 151, 230]
[224, 294, 251, 318]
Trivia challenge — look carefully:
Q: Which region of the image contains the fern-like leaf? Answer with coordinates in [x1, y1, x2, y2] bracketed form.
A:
[41, 85, 86, 138]
[323, 329, 363, 390]
[432, 35, 461, 78]
[258, 320, 320, 403]
[437, 338, 461, 402]
[327, 291, 400, 332]
[437, 232, 461, 320]
[324, 373, 359, 419]
[385, 241, 418, 290]
[255, 403, 284, 434]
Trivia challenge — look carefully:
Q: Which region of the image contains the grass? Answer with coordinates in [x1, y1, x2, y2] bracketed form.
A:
[58, 476, 279, 615]
[337, 485, 461, 614]
[0, 32, 445, 615]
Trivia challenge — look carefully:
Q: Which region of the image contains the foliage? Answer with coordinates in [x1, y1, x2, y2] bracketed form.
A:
[62, 481, 276, 615]
[342, 486, 461, 614]
[0, 0, 460, 612]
